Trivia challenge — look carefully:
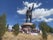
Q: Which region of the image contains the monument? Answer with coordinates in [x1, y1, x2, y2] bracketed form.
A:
[26, 4, 34, 23]
[21, 4, 34, 33]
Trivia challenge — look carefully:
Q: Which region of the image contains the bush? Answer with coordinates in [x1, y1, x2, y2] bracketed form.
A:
[0, 14, 6, 40]
[42, 30, 47, 40]
[31, 24, 36, 29]
[12, 24, 19, 36]
[39, 22, 48, 40]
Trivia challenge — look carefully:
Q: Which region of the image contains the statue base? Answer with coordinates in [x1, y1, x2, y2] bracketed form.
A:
[21, 22, 33, 33]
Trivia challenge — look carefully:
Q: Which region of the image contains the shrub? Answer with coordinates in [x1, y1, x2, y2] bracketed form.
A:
[0, 14, 6, 40]
[12, 24, 19, 36]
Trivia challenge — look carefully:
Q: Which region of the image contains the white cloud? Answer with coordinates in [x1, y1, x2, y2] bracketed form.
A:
[8, 25, 13, 30]
[17, 7, 28, 14]
[32, 18, 53, 22]
[42, 18, 53, 22]
[17, 1, 53, 22]
[23, 1, 42, 8]
[17, 1, 42, 14]
[32, 8, 53, 18]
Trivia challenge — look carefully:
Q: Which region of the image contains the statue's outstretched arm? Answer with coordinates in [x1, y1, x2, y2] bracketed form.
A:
[31, 4, 34, 10]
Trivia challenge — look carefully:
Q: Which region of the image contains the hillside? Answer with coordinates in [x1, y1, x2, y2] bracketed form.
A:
[2, 32, 53, 40]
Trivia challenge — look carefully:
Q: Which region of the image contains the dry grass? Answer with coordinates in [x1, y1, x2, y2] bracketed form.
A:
[2, 32, 53, 40]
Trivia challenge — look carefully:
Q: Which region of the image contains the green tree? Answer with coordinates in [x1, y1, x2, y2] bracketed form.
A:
[39, 21, 48, 40]
[0, 14, 6, 40]
[7, 24, 9, 31]
[39, 21, 53, 40]
[12, 24, 19, 36]
[48, 27, 53, 33]
[39, 21, 53, 33]
[31, 24, 36, 29]
[39, 21, 50, 32]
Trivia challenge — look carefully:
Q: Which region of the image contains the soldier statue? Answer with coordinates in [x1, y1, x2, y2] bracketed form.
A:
[26, 4, 34, 23]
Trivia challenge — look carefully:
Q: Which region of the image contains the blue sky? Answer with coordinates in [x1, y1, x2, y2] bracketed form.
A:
[0, 0, 53, 28]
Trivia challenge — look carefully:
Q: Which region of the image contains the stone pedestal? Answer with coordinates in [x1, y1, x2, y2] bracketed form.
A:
[21, 23, 33, 33]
